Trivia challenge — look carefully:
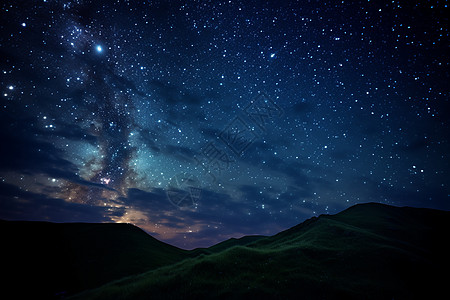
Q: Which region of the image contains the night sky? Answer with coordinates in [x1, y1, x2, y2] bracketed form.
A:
[0, 0, 448, 249]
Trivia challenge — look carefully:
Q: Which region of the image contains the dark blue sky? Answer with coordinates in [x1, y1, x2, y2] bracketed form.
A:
[0, 0, 448, 249]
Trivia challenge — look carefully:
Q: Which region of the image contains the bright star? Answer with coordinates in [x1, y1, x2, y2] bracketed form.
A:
[96, 45, 103, 52]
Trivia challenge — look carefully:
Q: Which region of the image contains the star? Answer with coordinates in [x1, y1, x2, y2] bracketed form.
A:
[0, 0, 447, 250]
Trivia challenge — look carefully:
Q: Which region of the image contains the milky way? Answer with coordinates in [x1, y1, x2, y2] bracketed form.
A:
[0, 0, 448, 249]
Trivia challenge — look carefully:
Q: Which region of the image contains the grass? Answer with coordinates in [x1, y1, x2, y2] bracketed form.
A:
[70, 203, 450, 300]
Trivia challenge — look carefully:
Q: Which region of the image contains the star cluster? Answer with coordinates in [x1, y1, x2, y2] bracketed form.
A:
[0, 0, 448, 249]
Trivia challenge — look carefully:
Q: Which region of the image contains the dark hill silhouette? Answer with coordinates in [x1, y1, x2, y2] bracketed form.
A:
[1, 221, 188, 298]
[2, 203, 449, 299]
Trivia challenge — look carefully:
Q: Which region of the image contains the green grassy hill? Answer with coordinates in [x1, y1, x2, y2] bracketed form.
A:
[191, 235, 266, 255]
[69, 203, 450, 300]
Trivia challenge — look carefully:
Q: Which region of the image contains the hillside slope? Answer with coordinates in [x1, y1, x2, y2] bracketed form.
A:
[1, 221, 189, 298]
[71, 203, 450, 300]
[191, 235, 266, 256]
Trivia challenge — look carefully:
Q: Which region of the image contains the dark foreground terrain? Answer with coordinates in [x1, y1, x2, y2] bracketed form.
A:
[2, 203, 449, 299]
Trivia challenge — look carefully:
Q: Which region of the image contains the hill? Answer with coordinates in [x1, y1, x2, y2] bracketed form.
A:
[191, 235, 266, 256]
[70, 203, 450, 300]
[1, 221, 189, 298]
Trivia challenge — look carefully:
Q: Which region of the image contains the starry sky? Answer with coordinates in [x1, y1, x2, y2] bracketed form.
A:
[0, 0, 448, 249]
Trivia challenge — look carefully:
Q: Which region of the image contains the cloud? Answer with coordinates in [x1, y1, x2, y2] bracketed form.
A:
[241, 149, 320, 190]
[199, 126, 223, 140]
[163, 145, 198, 163]
[119, 188, 173, 211]
[0, 182, 110, 223]
[113, 185, 317, 249]
[0, 112, 115, 192]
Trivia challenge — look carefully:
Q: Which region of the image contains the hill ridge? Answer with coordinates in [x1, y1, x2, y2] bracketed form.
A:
[69, 202, 450, 299]
[3, 203, 450, 299]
